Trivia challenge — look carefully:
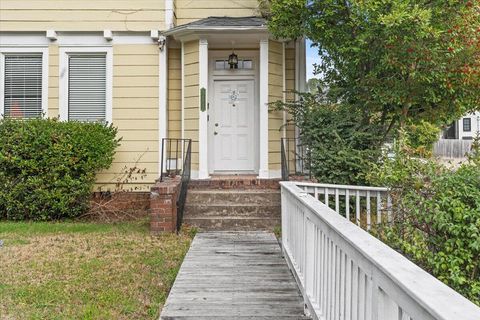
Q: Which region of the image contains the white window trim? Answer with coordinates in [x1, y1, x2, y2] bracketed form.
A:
[0, 46, 49, 118]
[59, 46, 113, 123]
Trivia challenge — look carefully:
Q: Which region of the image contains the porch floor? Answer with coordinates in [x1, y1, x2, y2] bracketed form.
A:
[160, 232, 309, 319]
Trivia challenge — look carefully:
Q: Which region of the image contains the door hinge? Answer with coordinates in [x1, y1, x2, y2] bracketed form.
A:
[207, 115, 210, 121]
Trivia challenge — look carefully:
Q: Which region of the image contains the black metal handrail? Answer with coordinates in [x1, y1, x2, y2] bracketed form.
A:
[176, 140, 191, 232]
[281, 138, 289, 181]
[281, 138, 312, 181]
[160, 138, 191, 182]
[159, 138, 192, 232]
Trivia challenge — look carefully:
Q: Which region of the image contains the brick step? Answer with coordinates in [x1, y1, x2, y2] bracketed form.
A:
[184, 216, 281, 231]
[184, 203, 281, 217]
[188, 178, 280, 190]
[186, 189, 280, 205]
[183, 180, 282, 231]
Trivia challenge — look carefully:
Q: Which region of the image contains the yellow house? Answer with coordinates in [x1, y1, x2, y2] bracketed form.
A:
[0, 0, 306, 190]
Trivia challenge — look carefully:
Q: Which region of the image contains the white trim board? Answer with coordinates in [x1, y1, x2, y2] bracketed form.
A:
[0, 46, 49, 118]
[181, 42, 185, 141]
[159, 41, 168, 176]
[258, 39, 269, 179]
[198, 39, 209, 179]
[58, 46, 113, 123]
[165, 0, 175, 29]
[0, 32, 158, 46]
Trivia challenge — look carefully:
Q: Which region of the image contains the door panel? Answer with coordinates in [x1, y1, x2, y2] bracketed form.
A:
[212, 80, 255, 172]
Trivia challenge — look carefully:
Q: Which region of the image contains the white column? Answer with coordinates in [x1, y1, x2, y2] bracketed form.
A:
[295, 37, 307, 97]
[298, 37, 307, 92]
[198, 39, 209, 179]
[158, 40, 168, 176]
[258, 39, 269, 179]
[294, 37, 307, 167]
[181, 42, 185, 141]
[282, 42, 286, 139]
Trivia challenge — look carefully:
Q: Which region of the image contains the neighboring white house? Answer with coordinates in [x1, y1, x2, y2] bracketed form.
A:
[442, 111, 480, 140]
[435, 111, 479, 159]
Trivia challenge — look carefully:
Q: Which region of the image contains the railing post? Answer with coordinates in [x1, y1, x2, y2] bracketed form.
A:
[160, 138, 165, 181]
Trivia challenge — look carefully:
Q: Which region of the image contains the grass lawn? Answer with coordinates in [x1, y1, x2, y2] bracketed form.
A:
[0, 220, 194, 320]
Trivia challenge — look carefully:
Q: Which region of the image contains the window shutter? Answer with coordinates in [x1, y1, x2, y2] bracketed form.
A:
[3, 54, 43, 118]
[68, 54, 106, 122]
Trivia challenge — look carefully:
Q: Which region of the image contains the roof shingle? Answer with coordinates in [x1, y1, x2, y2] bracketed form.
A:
[182, 16, 266, 28]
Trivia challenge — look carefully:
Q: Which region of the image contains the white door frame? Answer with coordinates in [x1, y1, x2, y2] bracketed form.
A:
[208, 50, 260, 174]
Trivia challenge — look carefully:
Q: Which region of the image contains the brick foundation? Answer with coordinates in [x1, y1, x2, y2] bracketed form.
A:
[89, 192, 150, 221]
[150, 177, 181, 234]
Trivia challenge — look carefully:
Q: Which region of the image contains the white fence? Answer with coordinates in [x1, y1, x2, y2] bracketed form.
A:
[295, 182, 392, 231]
[281, 181, 480, 320]
[434, 139, 473, 158]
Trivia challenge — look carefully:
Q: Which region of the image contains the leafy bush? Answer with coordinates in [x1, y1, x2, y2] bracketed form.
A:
[274, 93, 384, 185]
[0, 118, 120, 220]
[369, 140, 480, 305]
[404, 120, 441, 157]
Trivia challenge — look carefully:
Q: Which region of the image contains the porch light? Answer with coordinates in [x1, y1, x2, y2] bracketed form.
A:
[228, 52, 238, 69]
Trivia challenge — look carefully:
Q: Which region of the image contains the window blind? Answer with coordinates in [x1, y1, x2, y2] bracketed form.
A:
[3, 54, 43, 118]
[68, 54, 106, 122]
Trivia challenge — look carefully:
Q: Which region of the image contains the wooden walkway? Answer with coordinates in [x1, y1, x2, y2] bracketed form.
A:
[160, 232, 309, 319]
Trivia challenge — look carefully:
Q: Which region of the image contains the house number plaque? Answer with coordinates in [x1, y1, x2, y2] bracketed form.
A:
[229, 89, 239, 107]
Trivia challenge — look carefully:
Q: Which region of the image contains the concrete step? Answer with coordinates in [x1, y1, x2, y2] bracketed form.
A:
[186, 189, 281, 205]
[184, 203, 281, 217]
[184, 216, 281, 231]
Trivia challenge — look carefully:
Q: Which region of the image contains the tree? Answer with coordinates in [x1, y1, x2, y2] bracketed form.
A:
[306, 78, 321, 93]
[263, 0, 480, 133]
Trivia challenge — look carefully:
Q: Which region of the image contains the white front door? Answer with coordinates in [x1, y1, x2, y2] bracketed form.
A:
[212, 80, 256, 172]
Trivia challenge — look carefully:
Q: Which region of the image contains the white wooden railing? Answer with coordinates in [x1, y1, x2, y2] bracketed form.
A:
[295, 182, 392, 230]
[281, 181, 480, 320]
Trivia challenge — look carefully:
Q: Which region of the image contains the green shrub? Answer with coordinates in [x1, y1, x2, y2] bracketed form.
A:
[369, 140, 480, 305]
[404, 120, 441, 157]
[274, 93, 384, 185]
[0, 118, 120, 221]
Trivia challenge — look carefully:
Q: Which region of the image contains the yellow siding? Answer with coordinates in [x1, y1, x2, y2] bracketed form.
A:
[285, 47, 297, 172]
[285, 47, 296, 140]
[183, 40, 199, 171]
[168, 47, 182, 139]
[175, 0, 259, 25]
[0, 0, 165, 31]
[268, 40, 284, 171]
[95, 44, 159, 191]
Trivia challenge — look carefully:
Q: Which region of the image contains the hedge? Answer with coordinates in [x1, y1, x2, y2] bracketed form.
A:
[369, 139, 480, 305]
[0, 118, 120, 220]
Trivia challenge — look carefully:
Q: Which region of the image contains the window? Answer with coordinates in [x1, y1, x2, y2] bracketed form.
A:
[1, 52, 46, 118]
[68, 54, 106, 122]
[59, 47, 112, 123]
[463, 118, 472, 132]
[442, 121, 457, 139]
[215, 59, 253, 70]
